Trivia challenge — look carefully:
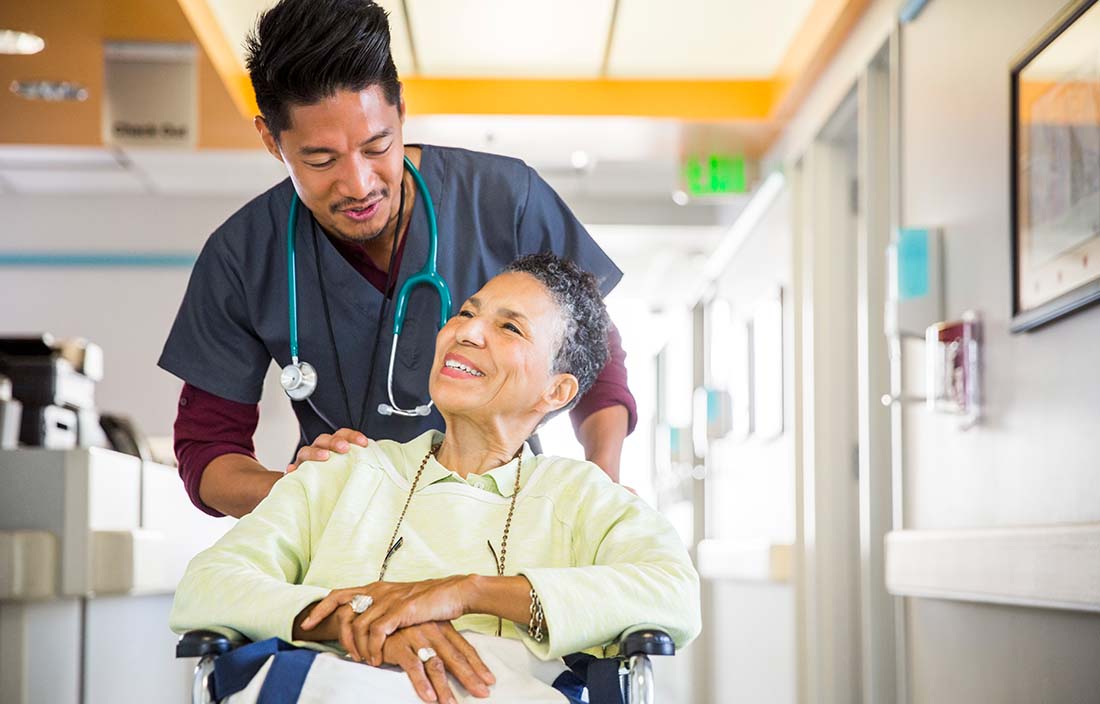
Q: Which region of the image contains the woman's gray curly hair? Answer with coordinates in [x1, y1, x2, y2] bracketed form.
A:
[504, 252, 610, 413]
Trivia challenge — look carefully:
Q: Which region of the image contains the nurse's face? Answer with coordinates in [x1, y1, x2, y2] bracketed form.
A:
[428, 273, 580, 428]
[258, 86, 406, 245]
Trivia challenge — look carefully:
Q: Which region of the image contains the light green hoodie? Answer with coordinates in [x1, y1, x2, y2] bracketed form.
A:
[170, 430, 701, 659]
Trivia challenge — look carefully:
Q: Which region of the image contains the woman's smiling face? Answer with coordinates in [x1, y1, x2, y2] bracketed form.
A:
[428, 272, 577, 424]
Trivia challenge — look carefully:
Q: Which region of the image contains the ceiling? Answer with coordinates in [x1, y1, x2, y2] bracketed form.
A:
[1, 0, 868, 158]
[0, 0, 820, 308]
[205, 0, 815, 79]
[179, 0, 868, 125]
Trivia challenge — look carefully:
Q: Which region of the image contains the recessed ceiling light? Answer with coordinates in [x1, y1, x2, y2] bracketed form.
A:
[671, 190, 690, 206]
[0, 30, 45, 55]
[9, 80, 88, 102]
[570, 150, 590, 170]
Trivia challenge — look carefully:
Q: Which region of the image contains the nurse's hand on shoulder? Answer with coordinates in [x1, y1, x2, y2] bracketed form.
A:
[286, 428, 371, 472]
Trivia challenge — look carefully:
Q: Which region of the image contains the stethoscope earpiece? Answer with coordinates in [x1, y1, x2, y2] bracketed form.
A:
[376, 402, 432, 417]
[280, 360, 318, 401]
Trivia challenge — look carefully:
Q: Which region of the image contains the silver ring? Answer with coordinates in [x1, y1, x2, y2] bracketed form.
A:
[417, 647, 437, 663]
[349, 594, 373, 614]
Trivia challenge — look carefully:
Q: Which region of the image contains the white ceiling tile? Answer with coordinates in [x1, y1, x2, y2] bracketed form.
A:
[206, 0, 415, 77]
[608, 0, 815, 78]
[379, 0, 417, 76]
[405, 114, 681, 166]
[0, 145, 123, 170]
[407, 0, 614, 77]
[205, 0, 273, 69]
[0, 169, 147, 194]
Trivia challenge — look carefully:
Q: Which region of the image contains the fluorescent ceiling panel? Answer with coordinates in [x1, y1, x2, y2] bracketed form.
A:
[0, 169, 147, 194]
[124, 148, 288, 195]
[205, 0, 415, 76]
[0, 146, 124, 170]
[608, 0, 815, 78]
[405, 114, 681, 166]
[408, 0, 614, 77]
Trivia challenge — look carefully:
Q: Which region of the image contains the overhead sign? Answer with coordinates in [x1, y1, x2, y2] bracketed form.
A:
[683, 154, 747, 196]
[103, 42, 197, 148]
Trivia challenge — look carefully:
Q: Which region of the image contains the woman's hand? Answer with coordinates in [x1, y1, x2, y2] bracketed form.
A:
[286, 428, 371, 472]
[298, 576, 474, 665]
[381, 622, 495, 703]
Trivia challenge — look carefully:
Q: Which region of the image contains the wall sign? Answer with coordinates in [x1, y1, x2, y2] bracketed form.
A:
[103, 42, 197, 149]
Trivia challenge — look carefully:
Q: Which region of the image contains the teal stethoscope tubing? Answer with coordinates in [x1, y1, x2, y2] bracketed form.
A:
[285, 155, 452, 420]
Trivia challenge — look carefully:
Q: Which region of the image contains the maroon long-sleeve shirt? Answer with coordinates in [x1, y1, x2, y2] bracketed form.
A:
[174, 229, 637, 516]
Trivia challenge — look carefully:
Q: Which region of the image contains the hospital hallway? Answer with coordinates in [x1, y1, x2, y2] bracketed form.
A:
[3, 0, 1100, 702]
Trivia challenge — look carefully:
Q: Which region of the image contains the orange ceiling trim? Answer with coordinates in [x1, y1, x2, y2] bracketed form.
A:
[175, 0, 257, 118]
[177, 0, 867, 128]
[402, 78, 777, 120]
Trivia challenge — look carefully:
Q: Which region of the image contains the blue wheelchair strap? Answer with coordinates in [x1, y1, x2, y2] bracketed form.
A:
[557, 652, 623, 704]
[212, 638, 318, 703]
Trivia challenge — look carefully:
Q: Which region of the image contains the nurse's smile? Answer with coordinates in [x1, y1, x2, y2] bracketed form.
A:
[340, 199, 383, 222]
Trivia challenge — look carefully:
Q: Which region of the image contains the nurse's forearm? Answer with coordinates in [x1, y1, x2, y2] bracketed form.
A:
[199, 453, 282, 518]
[576, 405, 628, 483]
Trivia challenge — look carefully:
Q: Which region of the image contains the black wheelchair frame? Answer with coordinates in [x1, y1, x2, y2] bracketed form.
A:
[177, 627, 674, 704]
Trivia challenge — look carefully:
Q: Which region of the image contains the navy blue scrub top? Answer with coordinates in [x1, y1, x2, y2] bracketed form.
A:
[159, 145, 623, 446]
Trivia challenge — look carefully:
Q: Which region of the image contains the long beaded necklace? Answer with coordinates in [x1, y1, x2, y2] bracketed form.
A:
[377, 442, 524, 635]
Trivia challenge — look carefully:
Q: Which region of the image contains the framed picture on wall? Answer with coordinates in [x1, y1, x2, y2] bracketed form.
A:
[1010, 0, 1100, 332]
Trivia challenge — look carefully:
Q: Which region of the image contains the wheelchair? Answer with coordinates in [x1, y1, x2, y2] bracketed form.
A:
[177, 626, 675, 704]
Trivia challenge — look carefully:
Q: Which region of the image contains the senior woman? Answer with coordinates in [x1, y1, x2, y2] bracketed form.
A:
[170, 253, 700, 703]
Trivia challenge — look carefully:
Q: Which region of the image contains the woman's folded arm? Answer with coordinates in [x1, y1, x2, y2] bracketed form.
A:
[169, 470, 330, 643]
[517, 479, 702, 659]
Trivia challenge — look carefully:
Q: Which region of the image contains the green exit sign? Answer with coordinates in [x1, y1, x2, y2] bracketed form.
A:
[684, 155, 747, 196]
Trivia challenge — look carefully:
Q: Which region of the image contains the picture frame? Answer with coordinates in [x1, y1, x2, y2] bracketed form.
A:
[1009, 0, 1100, 332]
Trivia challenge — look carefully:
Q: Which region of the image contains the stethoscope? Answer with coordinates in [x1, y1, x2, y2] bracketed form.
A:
[280, 155, 452, 428]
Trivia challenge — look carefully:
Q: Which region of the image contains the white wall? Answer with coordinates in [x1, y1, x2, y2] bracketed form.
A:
[709, 186, 796, 546]
[901, 0, 1100, 528]
[0, 193, 301, 470]
[703, 186, 797, 704]
[898, 0, 1100, 700]
[767, 0, 1100, 701]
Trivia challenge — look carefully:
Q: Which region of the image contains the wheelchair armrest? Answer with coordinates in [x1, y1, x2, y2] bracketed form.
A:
[619, 628, 675, 658]
[176, 630, 241, 659]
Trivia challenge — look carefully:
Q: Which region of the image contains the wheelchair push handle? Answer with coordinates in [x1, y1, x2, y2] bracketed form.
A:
[620, 628, 675, 658]
[176, 629, 237, 659]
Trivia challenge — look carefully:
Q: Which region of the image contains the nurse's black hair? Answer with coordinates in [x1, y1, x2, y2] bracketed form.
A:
[504, 253, 610, 415]
[245, 0, 402, 139]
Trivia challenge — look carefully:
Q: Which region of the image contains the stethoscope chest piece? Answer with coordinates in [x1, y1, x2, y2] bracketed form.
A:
[281, 360, 318, 401]
[283, 155, 449, 424]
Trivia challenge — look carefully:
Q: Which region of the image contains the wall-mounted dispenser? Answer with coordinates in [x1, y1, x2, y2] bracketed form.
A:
[926, 311, 981, 430]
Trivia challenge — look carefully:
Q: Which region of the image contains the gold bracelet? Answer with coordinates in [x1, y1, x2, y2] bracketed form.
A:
[527, 588, 545, 642]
